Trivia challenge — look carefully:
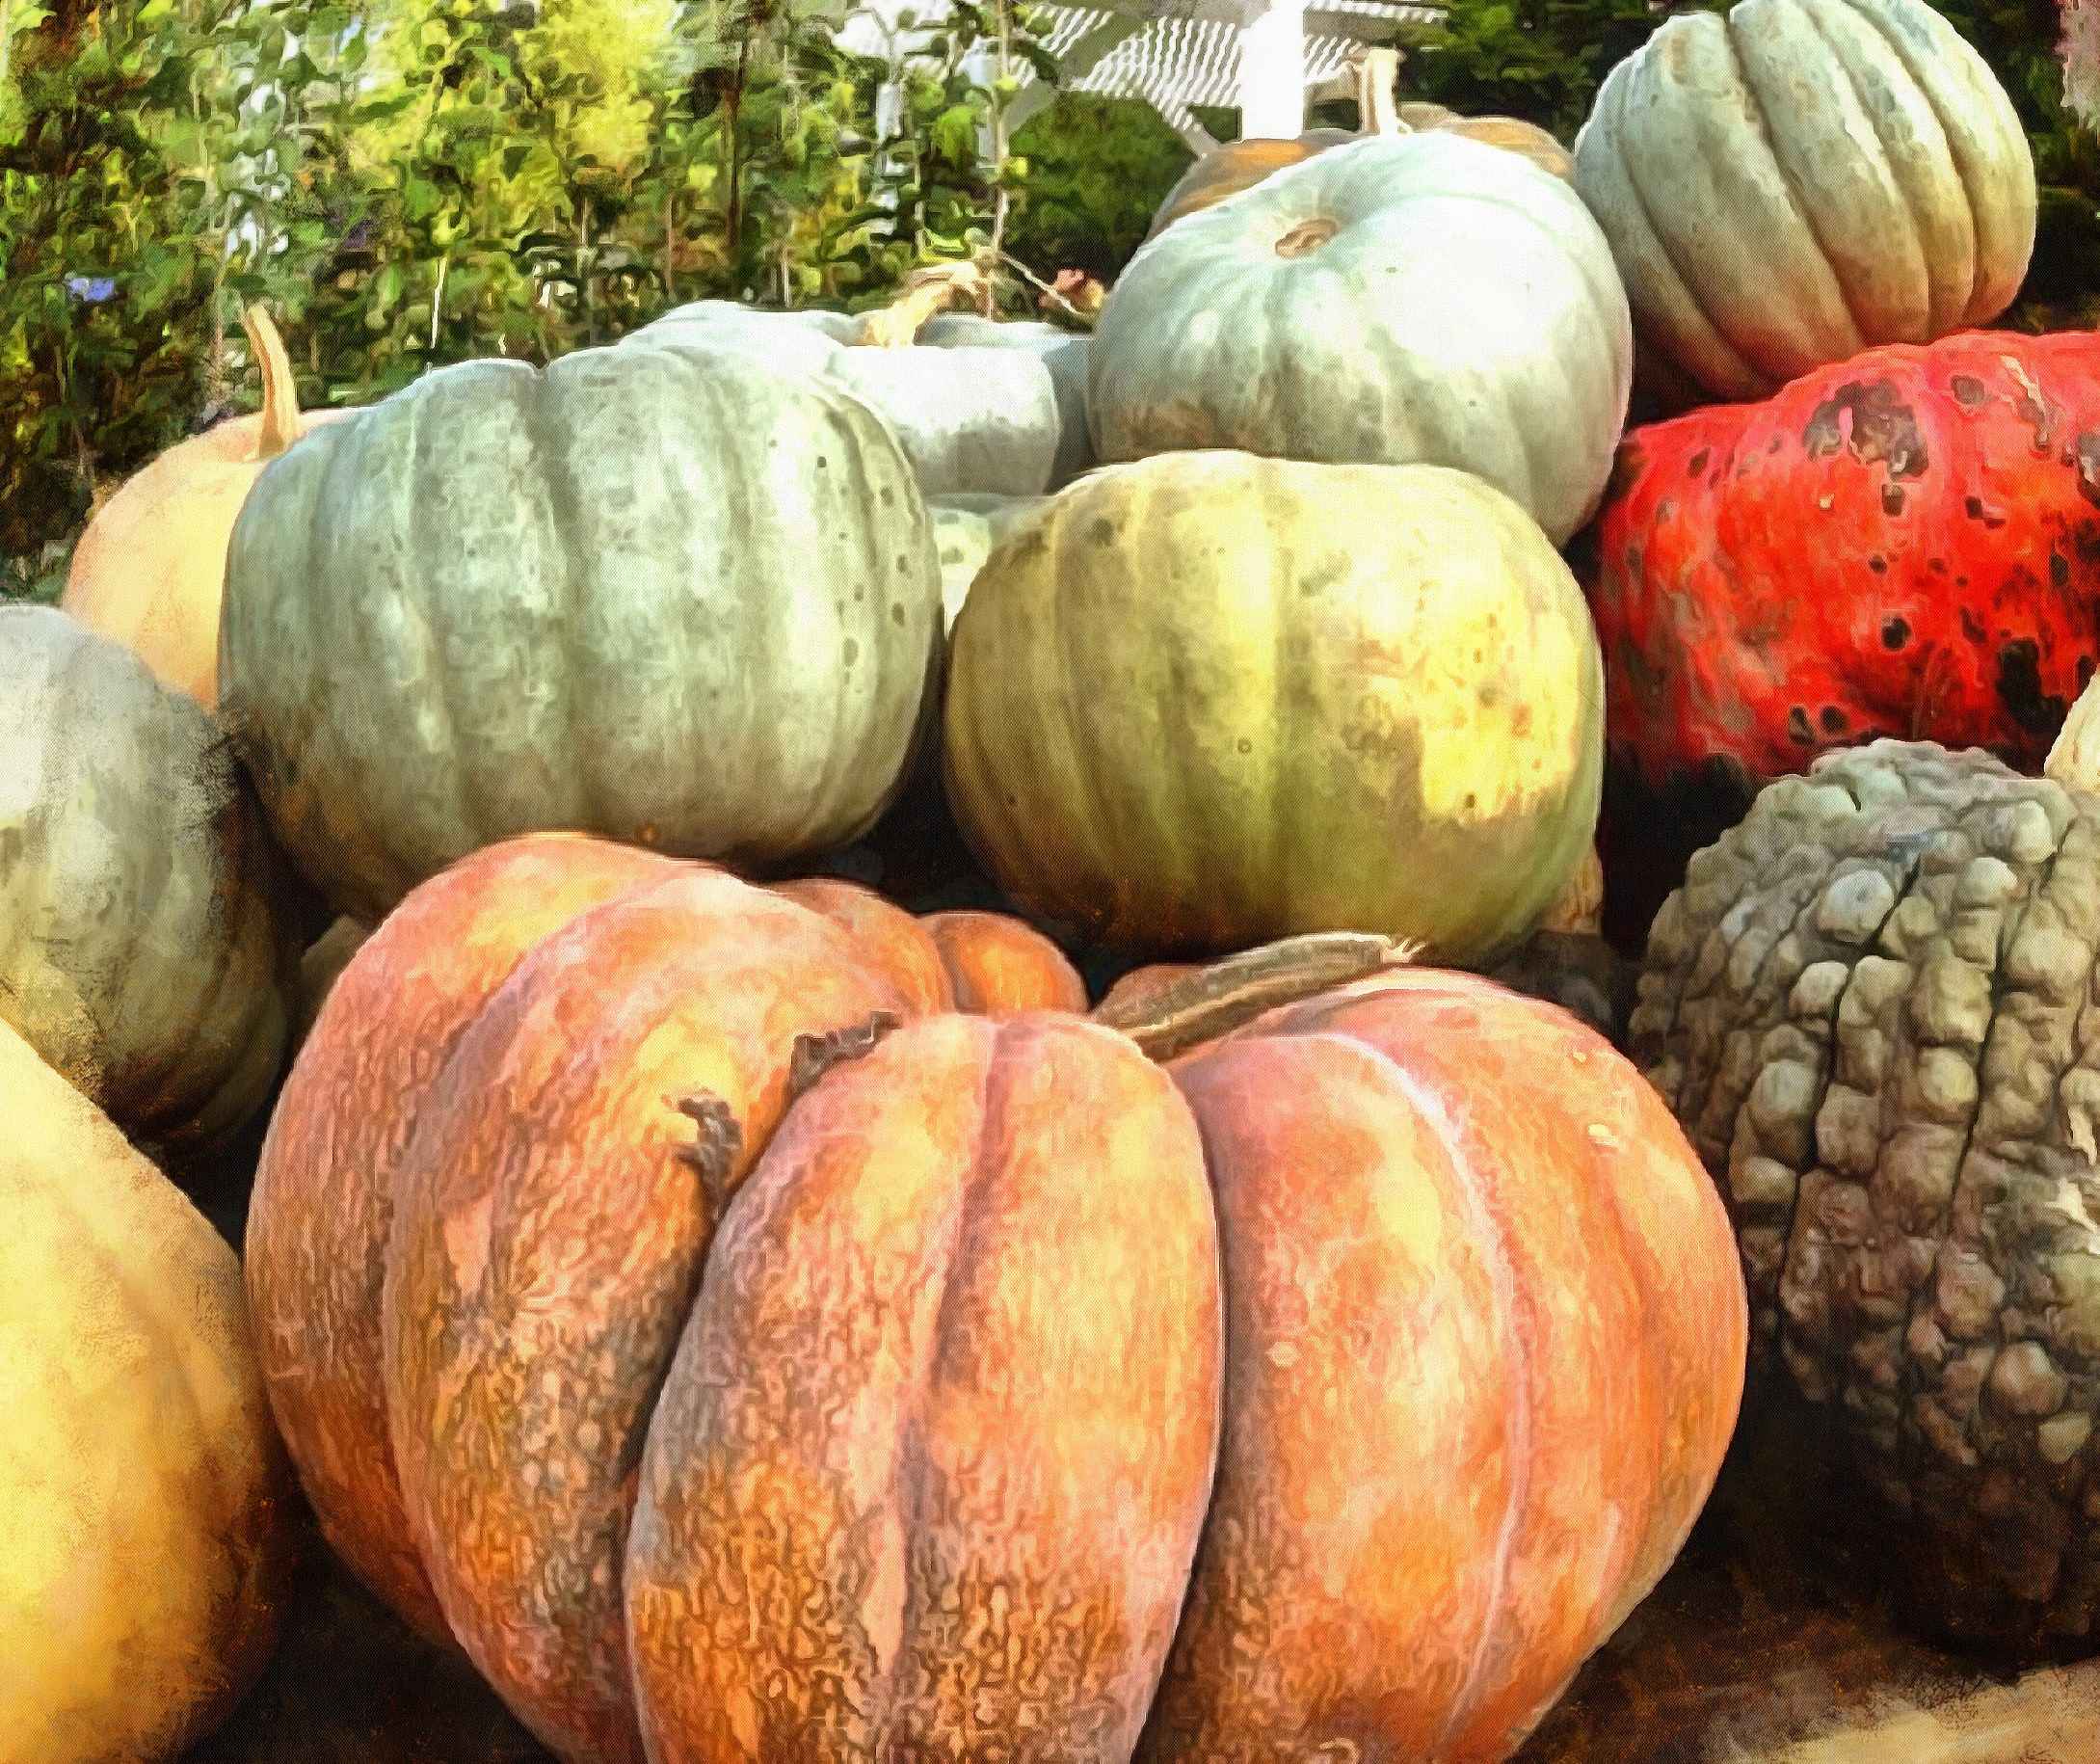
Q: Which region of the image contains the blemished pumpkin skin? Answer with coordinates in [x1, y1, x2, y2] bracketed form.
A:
[1089, 132, 1632, 546]
[1573, 0, 2035, 404]
[0, 605, 300, 1147]
[929, 492, 1047, 630]
[920, 907, 1089, 1012]
[61, 307, 349, 709]
[1144, 48, 1573, 242]
[943, 452, 1605, 965]
[219, 336, 944, 923]
[1132, 970, 1746, 1760]
[0, 1019, 295, 1764]
[624, 1012, 1225, 1761]
[1586, 330, 2100, 949]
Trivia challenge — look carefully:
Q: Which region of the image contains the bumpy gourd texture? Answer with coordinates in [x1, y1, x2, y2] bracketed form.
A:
[1633, 739, 2100, 1646]
[1574, 0, 2035, 402]
[0, 1019, 292, 1764]
[943, 453, 1604, 963]
[1089, 132, 1632, 546]
[220, 340, 944, 922]
[0, 605, 296, 1145]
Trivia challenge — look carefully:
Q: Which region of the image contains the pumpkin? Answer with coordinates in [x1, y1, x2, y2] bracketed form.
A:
[641, 263, 1094, 497]
[246, 835, 1093, 1754]
[294, 916, 372, 1047]
[1145, 45, 1573, 240]
[1587, 329, 2100, 950]
[1630, 688, 2100, 1652]
[219, 334, 944, 922]
[929, 492, 1048, 630]
[0, 605, 300, 1147]
[60, 307, 349, 709]
[252, 835, 1740, 1761]
[0, 1017, 295, 1764]
[942, 452, 1604, 965]
[920, 907, 1089, 1012]
[1572, 0, 2035, 404]
[1088, 130, 1632, 546]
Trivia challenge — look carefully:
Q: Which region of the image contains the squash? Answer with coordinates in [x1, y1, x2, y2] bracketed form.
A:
[929, 492, 1048, 630]
[252, 832, 1741, 1761]
[61, 307, 349, 709]
[920, 907, 1088, 1012]
[641, 264, 1094, 497]
[1631, 689, 2100, 1651]
[219, 334, 944, 922]
[0, 605, 300, 1147]
[1588, 329, 2100, 950]
[0, 1018, 295, 1764]
[1146, 46, 1573, 240]
[1572, 0, 2035, 403]
[1089, 130, 1631, 545]
[942, 452, 1604, 965]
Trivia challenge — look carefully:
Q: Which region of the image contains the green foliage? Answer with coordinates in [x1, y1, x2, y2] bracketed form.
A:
[1006, 93, 1191, 280]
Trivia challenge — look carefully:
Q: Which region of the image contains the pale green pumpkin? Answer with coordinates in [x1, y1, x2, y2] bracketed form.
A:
[929, 493, 1049, 630]
[1087, 133, 1631, 546]
[1573, 0, 2035, 401]
[220, 340, 944, 922]
[0, 606, 298, 1146]
[942, 452, 1604, 961]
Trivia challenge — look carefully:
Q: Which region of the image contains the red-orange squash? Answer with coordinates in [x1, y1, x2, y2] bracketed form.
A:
[919, 907, 1088, 1012]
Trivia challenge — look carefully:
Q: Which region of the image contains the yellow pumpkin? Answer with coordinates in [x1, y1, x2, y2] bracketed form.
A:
[0, 1019, 295, 1764]
[61, 306, 349, 709]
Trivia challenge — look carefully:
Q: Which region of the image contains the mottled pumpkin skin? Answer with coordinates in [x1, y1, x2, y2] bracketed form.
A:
[1091, 133, 1632, 545]
[1140, 971, 1746, 1760]
[1573, 0, 2034, 403]
[1146, 107, 1572, 240]
[0, 606, 299, 1146]
[1588, 331, 2100, 948]
[2, 1020, 295, 1764]
[625, 1014, 1224, 1761]
[929, 493, 1047, 631]
[920, 908, 1088, 1013]
[944, 453, 1605, 964]
[220, 340, 943, 922]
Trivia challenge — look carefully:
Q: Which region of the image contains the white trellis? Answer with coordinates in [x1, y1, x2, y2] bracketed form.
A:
[839, 0, 1447, 156]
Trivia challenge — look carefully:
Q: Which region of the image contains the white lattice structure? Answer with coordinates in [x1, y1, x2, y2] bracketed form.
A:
[838, 0, 1447, 153]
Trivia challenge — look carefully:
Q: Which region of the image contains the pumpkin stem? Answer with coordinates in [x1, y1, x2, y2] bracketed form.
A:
[669, 1091, 745, 1224]
[1538, 845, 1605, 937]
[240, 304, 306, 462]
[787, 1010, 903, 1101]
[853, 258, 996, 348]
[2046, 677, 2100, 793]
[1354, 45, 1407, 139]
[1095, 932, 1417, 1062]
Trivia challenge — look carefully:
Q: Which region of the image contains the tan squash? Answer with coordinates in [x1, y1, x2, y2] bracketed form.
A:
[61, 307, 348, 709]
[0, 1019, 295, 1764]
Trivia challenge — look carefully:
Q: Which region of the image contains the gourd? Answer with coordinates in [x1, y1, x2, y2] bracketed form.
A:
[61, 307, 349, 709]
[1572, 0, 2036, 403]
[0, 1018, 294, 1764]
[0, 605, 300, 1147]
[942, 452, 1604, 965]
[219, 335, 944, 922]
[1588, 329, 2100, 949]
[1089, 128, 1631, 545]
[929, 492, 1047, 629]
[1146, 46, 1573, 239]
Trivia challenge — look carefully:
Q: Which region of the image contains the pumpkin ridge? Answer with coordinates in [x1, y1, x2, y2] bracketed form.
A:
[527, 361, 598, 836]
[1307, 1025, 1537, 1751]
[1720, 4, 1874, 359]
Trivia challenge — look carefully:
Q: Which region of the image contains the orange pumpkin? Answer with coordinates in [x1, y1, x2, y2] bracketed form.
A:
[919, 907, 1088, 1012]
[61, 307, 349, 708]
[1146, 47, 1573, 241]
[250, 840, 1745, 1763]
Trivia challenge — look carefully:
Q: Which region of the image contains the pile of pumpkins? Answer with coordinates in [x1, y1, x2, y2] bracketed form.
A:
[12, 0, 2100, 1754]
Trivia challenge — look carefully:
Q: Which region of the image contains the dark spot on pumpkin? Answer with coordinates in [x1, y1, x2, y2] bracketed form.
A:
[1963, 494, 2007, 529]
[1955, 575, 1968, 588]
[1688, 448, 1710, 477]
[1623, 545, 1643, 580]
[1928, 557, 1948, 575]
[895, 554, 911, 571]
[1768, 435, 1785, 454]
[1787, 706, 1815, 744]
[1820, 705, 1847, 734]
[1655, 497, 1675, 523]
[842, 638, 859, 667]
[1950, 374, 1988, 407]
[815, 456, 829, 469]
[1236, 737, 1252, 755]
[1881, 483, 1905, 517]
[891, 602, 906, 625]
[1089, 518, 1117, 547]
[1995, 638, 2065, 738]
[2078, 433, 2100, 508]
[1802, 380, 1927, 478]
[879, 485, 894, 505]
[1882, 616, 1910, 650]
[1868, 555, 1887, 575]
[1960, 608, 1987, 644]
[2054, 551, 2072, 590]
[1464, 792, 1477, 811]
